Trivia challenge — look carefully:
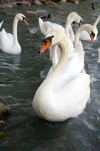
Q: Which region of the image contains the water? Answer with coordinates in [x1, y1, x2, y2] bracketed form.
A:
[0, 1, 100, 151]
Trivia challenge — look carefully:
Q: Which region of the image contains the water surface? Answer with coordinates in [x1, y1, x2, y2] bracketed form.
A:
[0, 1, 100, 151]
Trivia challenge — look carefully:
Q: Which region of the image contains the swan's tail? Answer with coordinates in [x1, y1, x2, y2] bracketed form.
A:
[39, 18, 47, 35]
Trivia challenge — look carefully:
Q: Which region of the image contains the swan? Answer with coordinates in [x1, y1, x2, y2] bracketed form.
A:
[65, 12, 83, 43]
[47, 24, 95, 76]
[0, 13, 28, 54]
[32, 29, 90, 122]
[39, 17, 65, 36]
[80, 14, 100, 41]
[39, 12, 83, 68]
[39, 12, 83, 38]
[0, 20, 4, 28]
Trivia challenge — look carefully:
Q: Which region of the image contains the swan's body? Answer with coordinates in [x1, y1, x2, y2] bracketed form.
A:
[80, 15, 100, 41]
[32, 29, 90, 122]
[39, 12, 83, 68]
[0, 13, 28, 54]
[39, 17, 65, 36]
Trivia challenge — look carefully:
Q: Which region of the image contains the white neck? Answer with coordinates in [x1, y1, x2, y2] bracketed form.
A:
[74, 25, 88, 48]
[39, 38, 68, 92]
[51, 45, 58, 69]
[69, 26, 75, 42]
[93, 15, 100, 28]
[65, 18, 73, 37]
[13, 17, 18, 46]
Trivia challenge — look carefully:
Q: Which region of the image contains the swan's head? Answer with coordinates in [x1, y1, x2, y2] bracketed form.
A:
[81, 24, 95, 43]
[67, 12, 83, 26]
[39, 29, 67, 54]
[74, 24, 95, 48]
[15, 13, 29, 25]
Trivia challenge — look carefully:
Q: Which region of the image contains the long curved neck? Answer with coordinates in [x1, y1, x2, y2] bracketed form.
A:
[51, 45, 58, 69]
[13, 17, 18, 45]
[93, 15, 100, 28]
[74, 29, 80, 49]
[40, 39, 68, 91]
[65, 18, 74, 37]
[69, 25, 75, 42]
[74, 25, 87, 48]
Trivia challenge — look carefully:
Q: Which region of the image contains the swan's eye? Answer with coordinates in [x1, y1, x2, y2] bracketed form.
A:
[43, 36, 54, 44]
[22, 16, 26, 20]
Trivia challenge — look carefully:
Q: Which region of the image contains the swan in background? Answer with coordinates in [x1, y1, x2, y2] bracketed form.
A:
[32, 29, 90, 122]
[39, 12, 83, 68]
[0, 20, 4, 28]
[39, 12, 83, 39]
[80, 14, 100, 41]
[39, 17, 65, 36]
[65, 12, 83, 43]
[46, 24, 95, 77]
[0, 13, 28, 55]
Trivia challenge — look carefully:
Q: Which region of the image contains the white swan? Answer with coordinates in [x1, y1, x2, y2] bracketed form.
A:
[0, 20, 4, 28]
[0, 13, 28, 54]
[65, 12, 83, 43]
[47, 24, 95, 76]
[80, 14, 100, 41]
[39, 12, 83, 39]
[32, 29, 90, 122]
[39, 12, 83, 68]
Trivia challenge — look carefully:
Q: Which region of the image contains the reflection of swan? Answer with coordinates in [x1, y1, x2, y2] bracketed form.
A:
[0, 13, 28, 54]
[0, 20, 4, 28]
[48, 24, 95, 76]
[97, 48, 100, 63]
[2, 55, 21, 71]
[32, 29, 90, 122]
[80, 15, 100, 41]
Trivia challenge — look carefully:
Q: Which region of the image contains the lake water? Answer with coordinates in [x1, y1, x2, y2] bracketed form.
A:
[0, 1, 100, 151]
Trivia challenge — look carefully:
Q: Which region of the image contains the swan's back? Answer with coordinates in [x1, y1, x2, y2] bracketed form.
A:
[39, 18, 65, 36]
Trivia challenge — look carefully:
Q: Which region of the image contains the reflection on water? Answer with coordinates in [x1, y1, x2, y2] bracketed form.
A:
[0, 1, 100, 151]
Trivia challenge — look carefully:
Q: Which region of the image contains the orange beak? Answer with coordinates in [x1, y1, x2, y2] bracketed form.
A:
[23, 19, 29, 25]
[39, 40, 51, 54]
